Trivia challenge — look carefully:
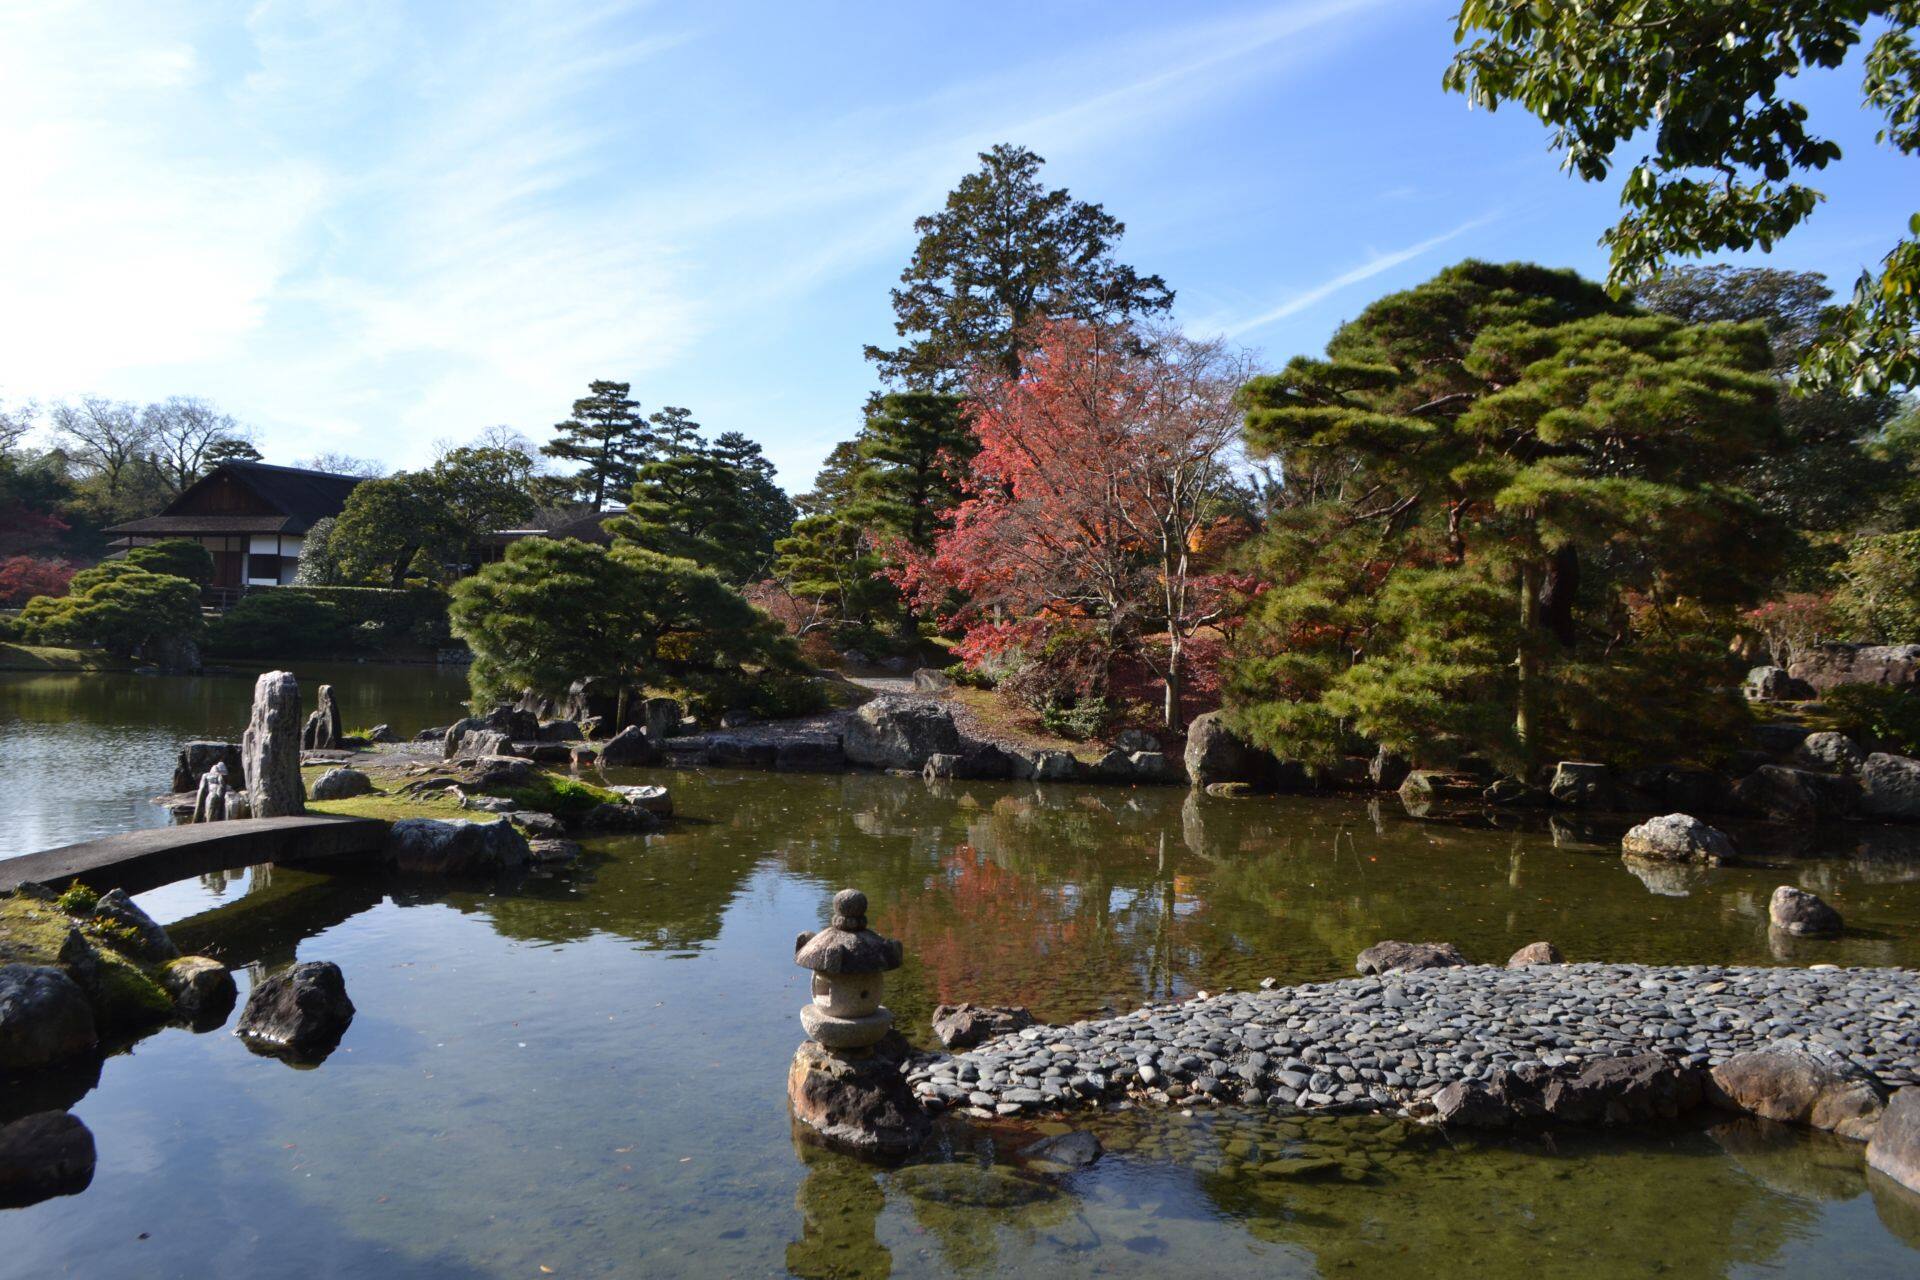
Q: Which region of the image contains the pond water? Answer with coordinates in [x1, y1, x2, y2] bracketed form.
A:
[4, 667, 1920, 1278]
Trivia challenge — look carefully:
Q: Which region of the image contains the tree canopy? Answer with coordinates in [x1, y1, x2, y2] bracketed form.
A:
[864, 143, 1173, 388]
[1445, 1, 1920, 393]
[541, 380, 651, 510]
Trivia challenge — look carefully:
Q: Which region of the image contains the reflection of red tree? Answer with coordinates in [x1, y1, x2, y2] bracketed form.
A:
[895, 843, 1088, 1010]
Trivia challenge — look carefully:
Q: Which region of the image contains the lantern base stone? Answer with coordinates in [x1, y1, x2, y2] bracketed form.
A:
[787, 1032, 930, 1158]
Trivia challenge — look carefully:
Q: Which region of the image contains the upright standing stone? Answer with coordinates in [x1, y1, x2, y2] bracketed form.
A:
[301, 684, 344, 751]
[242, 671, 305, 818]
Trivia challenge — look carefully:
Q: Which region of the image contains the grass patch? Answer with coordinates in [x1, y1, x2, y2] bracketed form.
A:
[0, 642, 138, 671]
[307, 789, 467, 823]
[492, 773, 618, 820]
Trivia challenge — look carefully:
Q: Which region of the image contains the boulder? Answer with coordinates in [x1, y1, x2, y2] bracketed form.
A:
[0, 1112, 96, 1209]
[1868, 1087, 1920, 1195]
[705, 739, 777, 769]
[470, 754, 536, 791]
[1621, 813, 1737, 864]
[1708, 1046, 1886, 1140]
[1796, 732, 1866, 775]
[508, 810, 568, 838]
[536, 719, 582, 742]
[529, 838, 583, 865]
[308, 766, 374, 802]
[241, 670, 305, 818]
[1860, 753, 1920, 822]
[1548, 761, 1614, 808]
[1127, 750, 1182, 785]
[640, 696, 682, 742]
[930, 1002, 1036, 1050]
[384, 817, 532, 875]
[1746, 665, 1816, 701]
[1540, 1053, 1704, 1125]
[171, 740, 243, 794]
[364, 724, 399, 744]
[1396, 770, 1480, 815]
[598, 724, 661, 767]
[609, 784, 673, 816]
[0, 965, 97, 1070]
[1354, 940, 1468, 975]
[1183, 711, 1274, 788]
[460, 794, 516, 813]
[300, 683, 344, 750]
[1770, 885, 1843, 936]
[911, 667, 954, 693]
[787, 1033, 929, 1157]
[1432, 1078, 1515, 1128]
[956, 743, 1015, 780]
[1788, 643, 1920, 693]
[235, 961, 355, 1061]
[1019, 1130, 1102, 1170]
[1028, 750, 1081, 782]
[91, 888, 179, 962]
[843, 696, 961, 771]
[447, 727, 510, 760]
[1508, 941, 1563, 967]
[159, 956, 237, 1027]
[1735, 764, 1857, 823]
[575, 802, 661, 833]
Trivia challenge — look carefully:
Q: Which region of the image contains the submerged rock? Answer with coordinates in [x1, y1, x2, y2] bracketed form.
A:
[1770, 885, 1843, 937]
[235, 961, 354, 1062]
[308, 766, 374, 802]
[1355, 940, 1468, 975]
[0, 1111, 96, 1209]
[1708, 1046, 1886, 1140]
[1621, 813, 1736, 864]
[1020, 1129, 1103, 1169]
[0, 965, 97, 1071]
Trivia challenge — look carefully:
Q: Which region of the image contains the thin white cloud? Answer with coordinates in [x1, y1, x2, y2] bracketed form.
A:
[1221, 212, 1502, 338]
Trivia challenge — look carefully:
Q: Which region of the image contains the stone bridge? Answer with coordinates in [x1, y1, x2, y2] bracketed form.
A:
[0, 817, 386, 897]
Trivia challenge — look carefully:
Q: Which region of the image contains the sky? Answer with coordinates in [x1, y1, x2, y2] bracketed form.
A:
[2, 0, 1914, 491]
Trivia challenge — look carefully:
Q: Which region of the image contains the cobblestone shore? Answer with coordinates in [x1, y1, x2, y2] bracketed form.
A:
[907, 964, 1920, 1118]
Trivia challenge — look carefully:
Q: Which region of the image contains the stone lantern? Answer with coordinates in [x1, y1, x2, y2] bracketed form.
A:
[786, 888, 928, 1156]
[794, 889, 902, 1050]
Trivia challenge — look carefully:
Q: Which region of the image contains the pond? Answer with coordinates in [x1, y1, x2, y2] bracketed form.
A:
[3, 666, 1920, 1278]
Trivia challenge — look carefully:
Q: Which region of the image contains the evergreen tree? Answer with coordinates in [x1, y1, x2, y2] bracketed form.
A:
[865, 143, 1173, 388]
[710, 430, 797, 567]
[1227, 262, 1784, 771]
[611, 451, 759, 581]
[648, 406, 703, 457]
[845, 392, 973, 552]
[793, 439, 865, 517]
[542, 380, 650, 510]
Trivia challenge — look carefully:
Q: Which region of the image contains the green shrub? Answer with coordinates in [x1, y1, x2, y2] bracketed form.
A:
[943, 661, 994, 690]
[54, 883, 99, 914]
[1040, 695, 1113, 741]
[125, 538, 215, 586]
[18, 567, 202, 657]
[284, 585, 451, 647]
[206, 591, 352, 658]
[1824, 684, 1920, 756]
[1833, 530, 1920, 643]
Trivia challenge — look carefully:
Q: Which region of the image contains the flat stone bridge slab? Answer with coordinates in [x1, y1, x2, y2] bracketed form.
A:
[0, 817, 386, 897]
[909, 963, 1920, 1118]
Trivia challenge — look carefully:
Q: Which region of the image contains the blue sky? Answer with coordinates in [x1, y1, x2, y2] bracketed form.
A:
[2, 0, 1912, 490]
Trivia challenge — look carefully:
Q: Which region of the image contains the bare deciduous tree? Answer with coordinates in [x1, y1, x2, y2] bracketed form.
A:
[49, 397, 152, 504]
[144, 396, 247, 494]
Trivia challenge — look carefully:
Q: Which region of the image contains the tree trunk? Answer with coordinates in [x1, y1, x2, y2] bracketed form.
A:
[1538, 543, 1580, 648]
[1163, 633, 1182, 730]
[1515, 561, 1541, 764]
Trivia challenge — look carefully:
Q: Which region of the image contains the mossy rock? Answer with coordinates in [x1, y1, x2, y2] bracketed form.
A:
[1, 893, 174, 1035]
[488, 771, 619, 821]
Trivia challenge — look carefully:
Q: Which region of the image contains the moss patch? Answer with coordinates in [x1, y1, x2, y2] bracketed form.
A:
[308, 789, 467, 823]
[489, 772, 619, 820]
[0, 894, 172, 1032]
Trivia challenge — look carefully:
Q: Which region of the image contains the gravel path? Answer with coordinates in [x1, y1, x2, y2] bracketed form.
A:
[908, 963, 1920, 1119]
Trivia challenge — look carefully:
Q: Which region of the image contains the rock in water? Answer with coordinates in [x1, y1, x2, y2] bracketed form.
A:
[1183, 711, 1274, 788]
[0, 965, 98, 1071]
[1621, 813, 1736, 863]
[930, 1002, 1036, 1050]
[300, 683, 344, 750]
[383, 817, 532, 875]
[1770, 886, 1843, 936]
[235, 961, 354, 1062]
[172, 741, 243, 794]
[91, 889, 179, 962]
[1508, 941, 1564, 967]
[1548, 761, 1614, 808]
[242, 670, 305, 818]
[787, 1034, 930, 1157]
[598, 724, 660, 766]
[1355, 940, 1468, 975]
[1432, 1078, 1515, 1128]
[1540, 1054, 1704, 1125]
[0, 1112, 96, 1209]
[843, 696, 961, 771]
[1019, 1130, 1102, 1169]
[1869, 1087, 1920, 1194]
[1708, 1047, 1886, 1139]
[308, 766, 374, 802]
[160, 956, 237, 1028]
[1860, 753, 1920, 822]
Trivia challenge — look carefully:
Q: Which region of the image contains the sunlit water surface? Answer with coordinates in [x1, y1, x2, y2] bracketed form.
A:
[3, 667, 1920, 1278]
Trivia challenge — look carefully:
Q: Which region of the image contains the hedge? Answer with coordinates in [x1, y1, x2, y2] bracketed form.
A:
[277, 586, 452, 647]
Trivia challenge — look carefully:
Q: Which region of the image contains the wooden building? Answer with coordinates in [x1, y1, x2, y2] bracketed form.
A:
[104, 461, 364, 598]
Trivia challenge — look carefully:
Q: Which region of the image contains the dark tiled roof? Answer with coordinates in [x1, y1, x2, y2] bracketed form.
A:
[215, 461, 364, 526]
[104, 515, 296, 534]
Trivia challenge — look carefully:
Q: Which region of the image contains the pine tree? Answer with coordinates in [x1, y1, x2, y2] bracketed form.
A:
[845, 392, 973, 552]
[542, 380, 650, 510]
[865, 143, 1173, 388]
[1227, 262, 1785, 771]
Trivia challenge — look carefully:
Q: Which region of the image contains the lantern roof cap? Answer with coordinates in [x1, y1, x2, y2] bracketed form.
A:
[794, 889, 903, 975]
